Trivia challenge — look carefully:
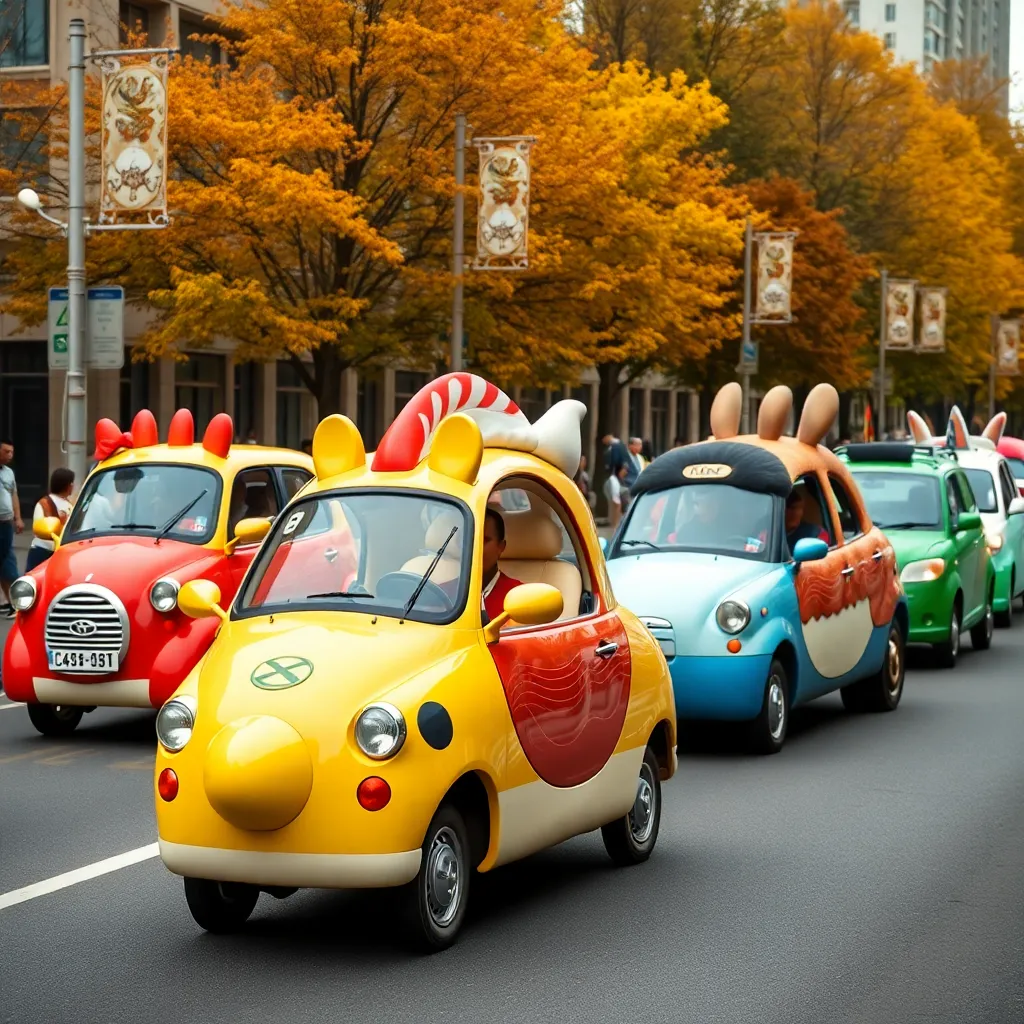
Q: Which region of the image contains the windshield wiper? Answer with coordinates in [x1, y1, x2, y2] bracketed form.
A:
[620, 539, 662, 552]
[401, 526, 458, 623]
[156, 489, 209, 543]
[109, 522, 156, 530]
[305, 590, 376, 599]
[875, 521, 932, 530]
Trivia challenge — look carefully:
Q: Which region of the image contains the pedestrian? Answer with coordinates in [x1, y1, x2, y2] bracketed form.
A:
[0, 438, 24, 617]
[601, 432, 628, 476]
[25, 468, 75, 572]
[623, 436, 647, 492]
[574, 455, 596, 509]
[603, 463, 629, 529]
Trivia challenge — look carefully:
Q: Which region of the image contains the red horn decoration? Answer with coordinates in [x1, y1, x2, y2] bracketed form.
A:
[202, 413, 233, 458]
[167, 409, 195, 447]
[130, 409, 159, 448]
[93, 418, 134, 461]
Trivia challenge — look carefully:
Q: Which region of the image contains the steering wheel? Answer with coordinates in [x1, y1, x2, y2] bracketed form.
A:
[375, 571, 453, 612]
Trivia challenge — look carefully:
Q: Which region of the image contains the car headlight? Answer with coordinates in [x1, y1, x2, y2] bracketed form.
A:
[156, 697, 196, 752]
[715, 599, 750, 634]
[355, 703, 407, 760]
[900, 558, 946, 583]
[985, 533, 1003, 552]
[150, 577, 180, 614]
[10, 576, 37, 612]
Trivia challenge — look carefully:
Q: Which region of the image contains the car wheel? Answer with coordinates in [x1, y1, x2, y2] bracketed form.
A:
[183, 878, 259, 933]
[853, 619, 906, 712]
[995, 573, 1013, 628]
[601, 745, 662, 866]
[404, 803, 471, 952]
[748, 659, 789, 755]
[934, 601, 961, 668]
[27, 703, 83, 737]
[970, 590, 995, 650]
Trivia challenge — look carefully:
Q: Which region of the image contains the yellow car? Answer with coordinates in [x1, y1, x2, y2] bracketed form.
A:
[154, 373, 677, 950]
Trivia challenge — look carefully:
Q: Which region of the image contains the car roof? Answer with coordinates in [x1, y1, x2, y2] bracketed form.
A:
[95, 443, 314, 476]
[838, 444, 959, 476]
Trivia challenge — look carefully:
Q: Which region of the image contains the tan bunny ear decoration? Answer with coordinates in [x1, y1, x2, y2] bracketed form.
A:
[796, 383, 839, 447]
[982, 411, 1007, 444]
[906, 411, 932, 445]
[709, 382, 743, 440]
[757, 386, 793, 441]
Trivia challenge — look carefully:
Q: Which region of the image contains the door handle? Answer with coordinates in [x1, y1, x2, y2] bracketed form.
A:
[842, 566, 855, 579]
[595, 641, 619, 659]
[324, 547, 338, 562]
[872, 551, 883, 562]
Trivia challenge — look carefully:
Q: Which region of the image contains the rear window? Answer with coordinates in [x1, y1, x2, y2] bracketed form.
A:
[851, 471, 941, 529]
[963, 468, 998, 513]
[1005, 458, 1024, 480]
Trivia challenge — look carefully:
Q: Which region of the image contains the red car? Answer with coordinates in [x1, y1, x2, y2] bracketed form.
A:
[2, 408, 314, 735]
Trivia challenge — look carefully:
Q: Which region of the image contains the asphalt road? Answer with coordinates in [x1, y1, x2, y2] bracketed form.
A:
[2, 612, 1023, 1024]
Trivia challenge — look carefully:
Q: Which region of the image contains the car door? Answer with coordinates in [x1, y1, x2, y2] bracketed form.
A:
[949, 472, 983, 620]
[227, 467, 282, 588]
[486, 483, 630, 793]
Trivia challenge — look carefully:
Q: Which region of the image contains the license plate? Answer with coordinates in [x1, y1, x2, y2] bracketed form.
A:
[47, 649, 117, 673]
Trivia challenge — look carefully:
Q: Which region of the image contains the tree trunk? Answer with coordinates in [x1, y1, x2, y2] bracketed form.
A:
[594, 362, 625, 520]
[311, 347, 345, 419]
[838, 390, 852, 441]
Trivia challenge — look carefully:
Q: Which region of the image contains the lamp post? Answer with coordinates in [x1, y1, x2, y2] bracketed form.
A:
[451, 112, 466, 373]
[740, 217, 753, 434]
[877, 268, 888, 441]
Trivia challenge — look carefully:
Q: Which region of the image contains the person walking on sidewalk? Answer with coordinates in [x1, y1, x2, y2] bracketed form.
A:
[0, 438, 24, 617]
[26, 468, 75, 572]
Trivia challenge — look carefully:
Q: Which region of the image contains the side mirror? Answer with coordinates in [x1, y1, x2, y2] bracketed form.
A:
[33, 516, 61, 542]
[226, 516, 271, 553]
[1009, 497, 1024, 516]
[178, 579, 227, 620]
[957, 510, 982, 531]
[484, 583, 563, 643]
[792, 537, 828, 563]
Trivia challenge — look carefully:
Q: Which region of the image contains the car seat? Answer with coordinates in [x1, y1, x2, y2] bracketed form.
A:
[498, 506, 582, 620]
[400, 508, 464, 584]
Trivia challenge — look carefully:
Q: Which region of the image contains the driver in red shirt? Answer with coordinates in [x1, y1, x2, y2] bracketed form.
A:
[481, 507, 522, 623]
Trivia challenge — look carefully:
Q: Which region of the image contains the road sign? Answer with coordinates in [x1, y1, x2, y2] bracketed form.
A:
[47, 286, 125, 370]
[737, 339, 758, 374]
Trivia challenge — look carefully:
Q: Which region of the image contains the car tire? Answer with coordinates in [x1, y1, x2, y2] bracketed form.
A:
[601, 745, 662, 866]
[970, 589, 995, 650]
[842, 619, 905, 713]
[404, 803, 471, 953]
[934, 601, 961, 668]
[747, 659, 789, 755]
[27, 703, 83, 737]
[183, 878, 259, 933]
[995, 573, 1013, 628]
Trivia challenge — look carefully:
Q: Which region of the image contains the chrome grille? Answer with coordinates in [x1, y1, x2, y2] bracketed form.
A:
[45, 586, 128, 659]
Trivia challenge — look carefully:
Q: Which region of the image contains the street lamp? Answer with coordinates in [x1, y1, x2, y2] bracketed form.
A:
[16, 188, 69, 233]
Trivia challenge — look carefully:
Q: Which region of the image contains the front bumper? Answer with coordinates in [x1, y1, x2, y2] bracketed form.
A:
[159, 840, 421, 889]
[901, 580, 953, 644]
[669, 654, 771, 721]
[992, 553, 1015, 612]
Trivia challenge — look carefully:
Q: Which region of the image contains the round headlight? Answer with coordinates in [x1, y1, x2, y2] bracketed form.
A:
[10, 576, 37, 612]
[150, 578, 180, 614]
[716, 599, 750, 634]
[355, 703, 407, 760]
[156, 698, 195, 752]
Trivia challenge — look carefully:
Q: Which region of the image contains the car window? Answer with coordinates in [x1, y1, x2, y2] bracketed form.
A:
[851, 471, 941, 529]
[963, 468, 998, 513]
[946, 477, 961, 526]
[998, 462, 1016, 509]
[953, 472, 976, 513]
[228, 468, 281, 539]
[281, 468, 313, 501]
[1004, 457, 1024, 481]
[827, 476, 863, 542]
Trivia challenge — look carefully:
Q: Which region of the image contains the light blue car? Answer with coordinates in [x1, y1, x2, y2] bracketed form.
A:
[604, 432, 908, 754]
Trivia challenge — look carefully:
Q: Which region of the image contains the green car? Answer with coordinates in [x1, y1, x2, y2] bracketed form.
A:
[838, 443, 994, 667]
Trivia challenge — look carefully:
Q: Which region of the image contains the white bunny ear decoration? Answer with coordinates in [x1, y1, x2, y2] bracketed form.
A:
[907, 411, 932, 445]
[982, 412, 1007, 444]
[945, 406, 970, 450]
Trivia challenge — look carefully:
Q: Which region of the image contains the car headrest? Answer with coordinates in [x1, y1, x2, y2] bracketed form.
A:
[501, 507, 563, 560]
[425, 509, 464, 554]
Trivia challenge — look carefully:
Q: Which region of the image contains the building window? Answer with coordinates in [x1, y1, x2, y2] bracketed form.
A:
[393, 371, 430, 421]
[119, 354, 150, 428]
[233, 362, 257, 442]
[675, 392, 691, 445]
[628, 388, 645, 441]
[884, 31, 897, 48]
[175, 354, 225, 436]
[0, 0, 48, 67]
[276, 360, 307, 451]
[357, 375, 380, 449]
[650, 390, 669, 457]
[844, 1, 860, 25]
[885, 3, 896, 20]
[180, 17, 222, 64]
[517, 387, 548, 425]
[119, 2, 150, 43]
[924, 34, 932, 52]
[0, 109, 48, 185]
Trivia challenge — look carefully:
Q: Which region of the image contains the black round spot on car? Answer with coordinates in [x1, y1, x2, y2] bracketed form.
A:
[418, 702, 453, 750]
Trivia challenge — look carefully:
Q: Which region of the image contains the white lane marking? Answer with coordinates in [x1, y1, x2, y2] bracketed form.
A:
[0, 701, 25, 711]
[0, 843, 160, 912]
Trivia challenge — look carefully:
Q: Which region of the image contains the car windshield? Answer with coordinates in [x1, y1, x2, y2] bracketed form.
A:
[1004, 457, 1024, 481]
[851, 471, 941, 529]
[963, 468, 998, 513]
[618, 484, 775, 560]
[64, 464, 221, 544]
[236, 490, 471, 624]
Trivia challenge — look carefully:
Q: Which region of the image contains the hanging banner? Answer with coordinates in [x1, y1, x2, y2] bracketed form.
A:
[98, 52, 170, 225]
[916, 286, 948, 352]
[753, 233, 796, 322]
[884, 279, 917, 350]
[472, 137, 535, 270]
[996, 319, 1021, 377]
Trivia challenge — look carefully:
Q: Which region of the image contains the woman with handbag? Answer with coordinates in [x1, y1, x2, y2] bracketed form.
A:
[25, 468, 75, 572]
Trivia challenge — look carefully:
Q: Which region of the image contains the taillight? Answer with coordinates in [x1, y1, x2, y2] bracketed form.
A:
[158, 768, 179, 801]
[357, 776, 391, 811]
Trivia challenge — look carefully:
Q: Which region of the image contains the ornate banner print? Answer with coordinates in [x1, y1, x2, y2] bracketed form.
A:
[884, 279, 917, 350]
[98, 52, 169, 225]
[753, 233, 795, 322]
[473, 137, 535, 270]
[996, 319, 1021, 377]
[916, 287, 948, 352]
